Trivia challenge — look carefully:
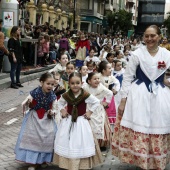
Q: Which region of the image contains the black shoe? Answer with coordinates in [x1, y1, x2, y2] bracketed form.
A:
[100, 147, 107, 152]
[16, 83, 24, 87]
[11, 84, 18, 89]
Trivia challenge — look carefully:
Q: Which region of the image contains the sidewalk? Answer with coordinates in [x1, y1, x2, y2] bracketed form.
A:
[0, 64, 55, 91]
[0, 80, 170, 170]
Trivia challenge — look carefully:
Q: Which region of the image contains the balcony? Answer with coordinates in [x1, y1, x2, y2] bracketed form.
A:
[80, 9, 93, 16]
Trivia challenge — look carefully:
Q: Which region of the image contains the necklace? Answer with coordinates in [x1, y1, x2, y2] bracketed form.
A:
[147, 47, 159, 53]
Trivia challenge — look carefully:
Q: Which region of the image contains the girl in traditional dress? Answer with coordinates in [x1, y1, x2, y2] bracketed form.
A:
[112, 25, 170, 170]
[15, 72, 57, 170]
[84, 48, 100, 66]
[75, 32, 90, 67]
[49, 54, 68, 75]
[53, 72, 102, 170]
[60, 62, 76, 91]
[79, 65, 88, 87]
[98, 60, 120, 131]
[83, 72, 113, 151]
[112, 60, 125, 110]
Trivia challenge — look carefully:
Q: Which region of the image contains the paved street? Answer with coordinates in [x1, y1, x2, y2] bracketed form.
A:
[0, 79, 170, 170]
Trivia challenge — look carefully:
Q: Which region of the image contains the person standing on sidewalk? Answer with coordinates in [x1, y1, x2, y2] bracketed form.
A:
[8, 26, 23, 89]
[15, 72, 57, 170]
[0, 19, 10, 73]
[112, 25, 170, 170]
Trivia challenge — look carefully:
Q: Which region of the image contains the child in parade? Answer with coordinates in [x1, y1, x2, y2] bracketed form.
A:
[37, 36, 45, 67]
[83, 72, 113, 151]
[98, 61, 120, 131]
[79, 65, 88, 87]
[106, 52, 115, 73]
[42, 34, 50, 66]
[75, 32, 90, 67]
[112, 60, 125, 110]
[84, 48, 100, 66]
[106, 52, 114, 65]
[49, 53, 68, 75]
[52, 71, 66, 100]
[53, 72, 102, 170]
[115, 50, 127, 68]
[86, 60, 97, 73]
[60, 62, 76, 91]
[113, 60, 124, 87]
[15, 72, 58, 170]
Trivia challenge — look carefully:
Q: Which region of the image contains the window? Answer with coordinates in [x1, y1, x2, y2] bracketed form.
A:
[80, 22, 90, 32]
[97, 2, 100, 13]
[80, 0, 89, 9]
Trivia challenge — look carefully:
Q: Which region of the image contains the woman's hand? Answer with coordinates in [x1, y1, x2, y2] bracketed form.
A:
[84, 111, 92, 120]
[118, 98, 127, 116]
[60, 109, 69, 118]
[163, 75, 170, 87]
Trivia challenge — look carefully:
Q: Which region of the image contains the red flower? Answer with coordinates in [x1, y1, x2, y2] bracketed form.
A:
[158, 61, 166, 69]
[154, 147, 160, 152]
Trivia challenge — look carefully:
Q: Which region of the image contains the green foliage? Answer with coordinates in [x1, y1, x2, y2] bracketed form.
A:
[106, 9, 133, 34]
[164, 14, 170, 35]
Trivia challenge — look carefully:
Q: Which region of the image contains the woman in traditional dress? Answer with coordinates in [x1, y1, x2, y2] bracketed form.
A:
[112, 25, 170, 170]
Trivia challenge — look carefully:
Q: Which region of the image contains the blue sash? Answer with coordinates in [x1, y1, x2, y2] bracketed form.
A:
[135, 65, 165, 93]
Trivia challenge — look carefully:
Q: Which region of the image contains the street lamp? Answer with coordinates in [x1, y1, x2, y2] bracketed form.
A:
[73, 0, 76, 30]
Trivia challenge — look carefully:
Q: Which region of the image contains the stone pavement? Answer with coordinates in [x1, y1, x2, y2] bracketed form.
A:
[0, 79, 170, 170]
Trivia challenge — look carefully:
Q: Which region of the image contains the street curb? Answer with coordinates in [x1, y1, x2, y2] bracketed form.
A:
[0, 68, 53, 91]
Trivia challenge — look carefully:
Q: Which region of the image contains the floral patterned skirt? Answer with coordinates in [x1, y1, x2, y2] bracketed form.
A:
[112, 115, 170, 170]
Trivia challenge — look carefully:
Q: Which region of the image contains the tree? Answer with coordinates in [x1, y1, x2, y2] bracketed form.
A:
[106, 9, 133, 35]
[164, 12, 170, 36]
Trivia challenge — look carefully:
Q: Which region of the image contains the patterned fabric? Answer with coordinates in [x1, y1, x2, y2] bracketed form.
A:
[30, 86, 56, 112]
[112, 115, 170, 170]
[98, 114, 112, 147]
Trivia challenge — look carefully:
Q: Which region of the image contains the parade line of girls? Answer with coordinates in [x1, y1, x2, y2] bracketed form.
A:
[14, 25, 170, 170]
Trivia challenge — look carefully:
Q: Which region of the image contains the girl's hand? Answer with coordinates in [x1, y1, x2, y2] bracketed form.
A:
[101, 101, 109, 109]
[118, 98, 127, 116]
[60, 109, 69, 118]
[84, 111, 92, 120]
[47, 110, 55, 119]
[22, 99, 32, 116]
[112, 89, 117, 95]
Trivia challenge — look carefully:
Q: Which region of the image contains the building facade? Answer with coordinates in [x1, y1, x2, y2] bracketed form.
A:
[136, 0, 165, 34]
[126, 0, 138, 26]
[79, 0, 104, 33]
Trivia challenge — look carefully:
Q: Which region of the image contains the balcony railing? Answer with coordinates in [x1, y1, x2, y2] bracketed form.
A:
[80, 9, 93, 16]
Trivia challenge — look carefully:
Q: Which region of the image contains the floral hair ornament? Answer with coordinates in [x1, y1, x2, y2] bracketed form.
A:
[158, 61, 166, 69]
